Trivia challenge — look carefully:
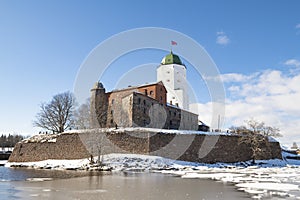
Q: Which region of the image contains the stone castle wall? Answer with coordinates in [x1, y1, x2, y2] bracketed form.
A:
[9, 133, 90, 162]
[8, 130, 282, 163]
[90, 82, 199, 131]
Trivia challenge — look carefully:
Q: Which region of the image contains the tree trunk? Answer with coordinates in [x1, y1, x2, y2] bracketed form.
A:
[252, 157, 256, 164]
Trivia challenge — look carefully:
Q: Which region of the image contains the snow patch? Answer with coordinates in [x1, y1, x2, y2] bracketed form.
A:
[236, 182, 299, 192]
[64, 127, 233, 136]
[23, 134, 58, 143]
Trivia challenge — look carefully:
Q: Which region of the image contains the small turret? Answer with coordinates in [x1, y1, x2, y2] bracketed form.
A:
[90, 81, 108, 128]
[92, 81, 104, 90]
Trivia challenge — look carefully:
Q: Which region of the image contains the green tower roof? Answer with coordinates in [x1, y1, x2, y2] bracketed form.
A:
[161, 51, 184, 66]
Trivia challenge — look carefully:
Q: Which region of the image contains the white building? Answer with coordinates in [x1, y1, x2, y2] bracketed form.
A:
[157, 51, 189, 110]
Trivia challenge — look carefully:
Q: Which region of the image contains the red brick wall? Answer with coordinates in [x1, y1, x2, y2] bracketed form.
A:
[137, 82, 167, 105]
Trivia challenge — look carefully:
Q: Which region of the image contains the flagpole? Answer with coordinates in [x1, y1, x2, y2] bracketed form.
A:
[171, 40, 177, 52]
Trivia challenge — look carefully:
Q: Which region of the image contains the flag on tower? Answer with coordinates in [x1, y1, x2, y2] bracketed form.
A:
[171, 40, 177, 45]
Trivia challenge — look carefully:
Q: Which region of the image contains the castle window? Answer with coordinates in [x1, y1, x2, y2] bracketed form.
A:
[170, 120, 172, 125]
[143, 119, 147, 126]
[150, 91, 153, 96]
[167, 71, 170, 74]
[138, 98, 141, 104]
[160, 96, 163, 101]
[144, 89, 148, 95]
[143, 107, 146, 114]
[174, 112, 176, 117]
[143, 99, 146, 105]
[167, 79, 170, 82]
[111, 110, 114, 115]
[110, 119, 113, 124]
[111, 99, 115, 104]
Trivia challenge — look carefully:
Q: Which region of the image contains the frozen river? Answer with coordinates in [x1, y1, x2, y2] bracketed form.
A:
[0, 167, 247, 200]
[2, 153, 300, 199]
[1, 164, 300, 200]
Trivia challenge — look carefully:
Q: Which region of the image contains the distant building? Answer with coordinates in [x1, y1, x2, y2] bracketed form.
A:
[198, 121, 210, 132]
[90, 81, 198, 130]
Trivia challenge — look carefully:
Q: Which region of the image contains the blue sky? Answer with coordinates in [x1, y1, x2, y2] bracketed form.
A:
[1, 0, 300, 146]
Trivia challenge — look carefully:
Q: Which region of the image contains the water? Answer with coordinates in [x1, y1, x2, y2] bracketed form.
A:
[0, 167, 248, 200]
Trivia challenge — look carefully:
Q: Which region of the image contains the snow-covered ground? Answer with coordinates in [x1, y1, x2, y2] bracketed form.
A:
[5, 152, 300, 199]
[64, 127, 233, 136]
[0, 160, 7, 166]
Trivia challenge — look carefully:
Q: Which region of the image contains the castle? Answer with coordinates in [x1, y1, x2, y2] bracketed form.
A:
[90, 52, 199, 130]
[8, 53, 282, 164]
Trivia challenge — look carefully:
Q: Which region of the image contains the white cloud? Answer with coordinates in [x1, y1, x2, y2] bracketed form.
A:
[296, 24, 300, 29]
[203, 73, 253, 83]
[220, 73, 254, 83]
[284, 59, 300, 68]
[191, 69, 300, 147]
[216, 31, 230, 45]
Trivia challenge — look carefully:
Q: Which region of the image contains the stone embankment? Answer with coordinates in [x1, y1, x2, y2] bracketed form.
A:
[8, 128, 282, 163]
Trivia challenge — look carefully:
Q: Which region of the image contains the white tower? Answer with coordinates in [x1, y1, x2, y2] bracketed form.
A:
[157, 51, 189, 110]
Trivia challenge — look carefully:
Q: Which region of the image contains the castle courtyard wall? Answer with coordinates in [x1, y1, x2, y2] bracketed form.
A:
[8, 130, 282, 163]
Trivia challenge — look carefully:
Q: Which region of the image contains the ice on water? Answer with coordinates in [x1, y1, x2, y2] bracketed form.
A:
[5, 152, 300, 199]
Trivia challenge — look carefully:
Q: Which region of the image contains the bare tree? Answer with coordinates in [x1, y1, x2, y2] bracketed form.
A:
[33, 91, 75, 133]
[82, 131, 106, 169]
[230, 119, 281, 164]
[246, 119, 281, 137]
[229, 125, 248, 134]
[238, 131, 268, 164]
[74, 98, 91, 129]
[261, 126, 281, 137]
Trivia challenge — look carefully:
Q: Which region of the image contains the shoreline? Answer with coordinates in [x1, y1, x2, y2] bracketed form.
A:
[5, 152, 299, 171]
